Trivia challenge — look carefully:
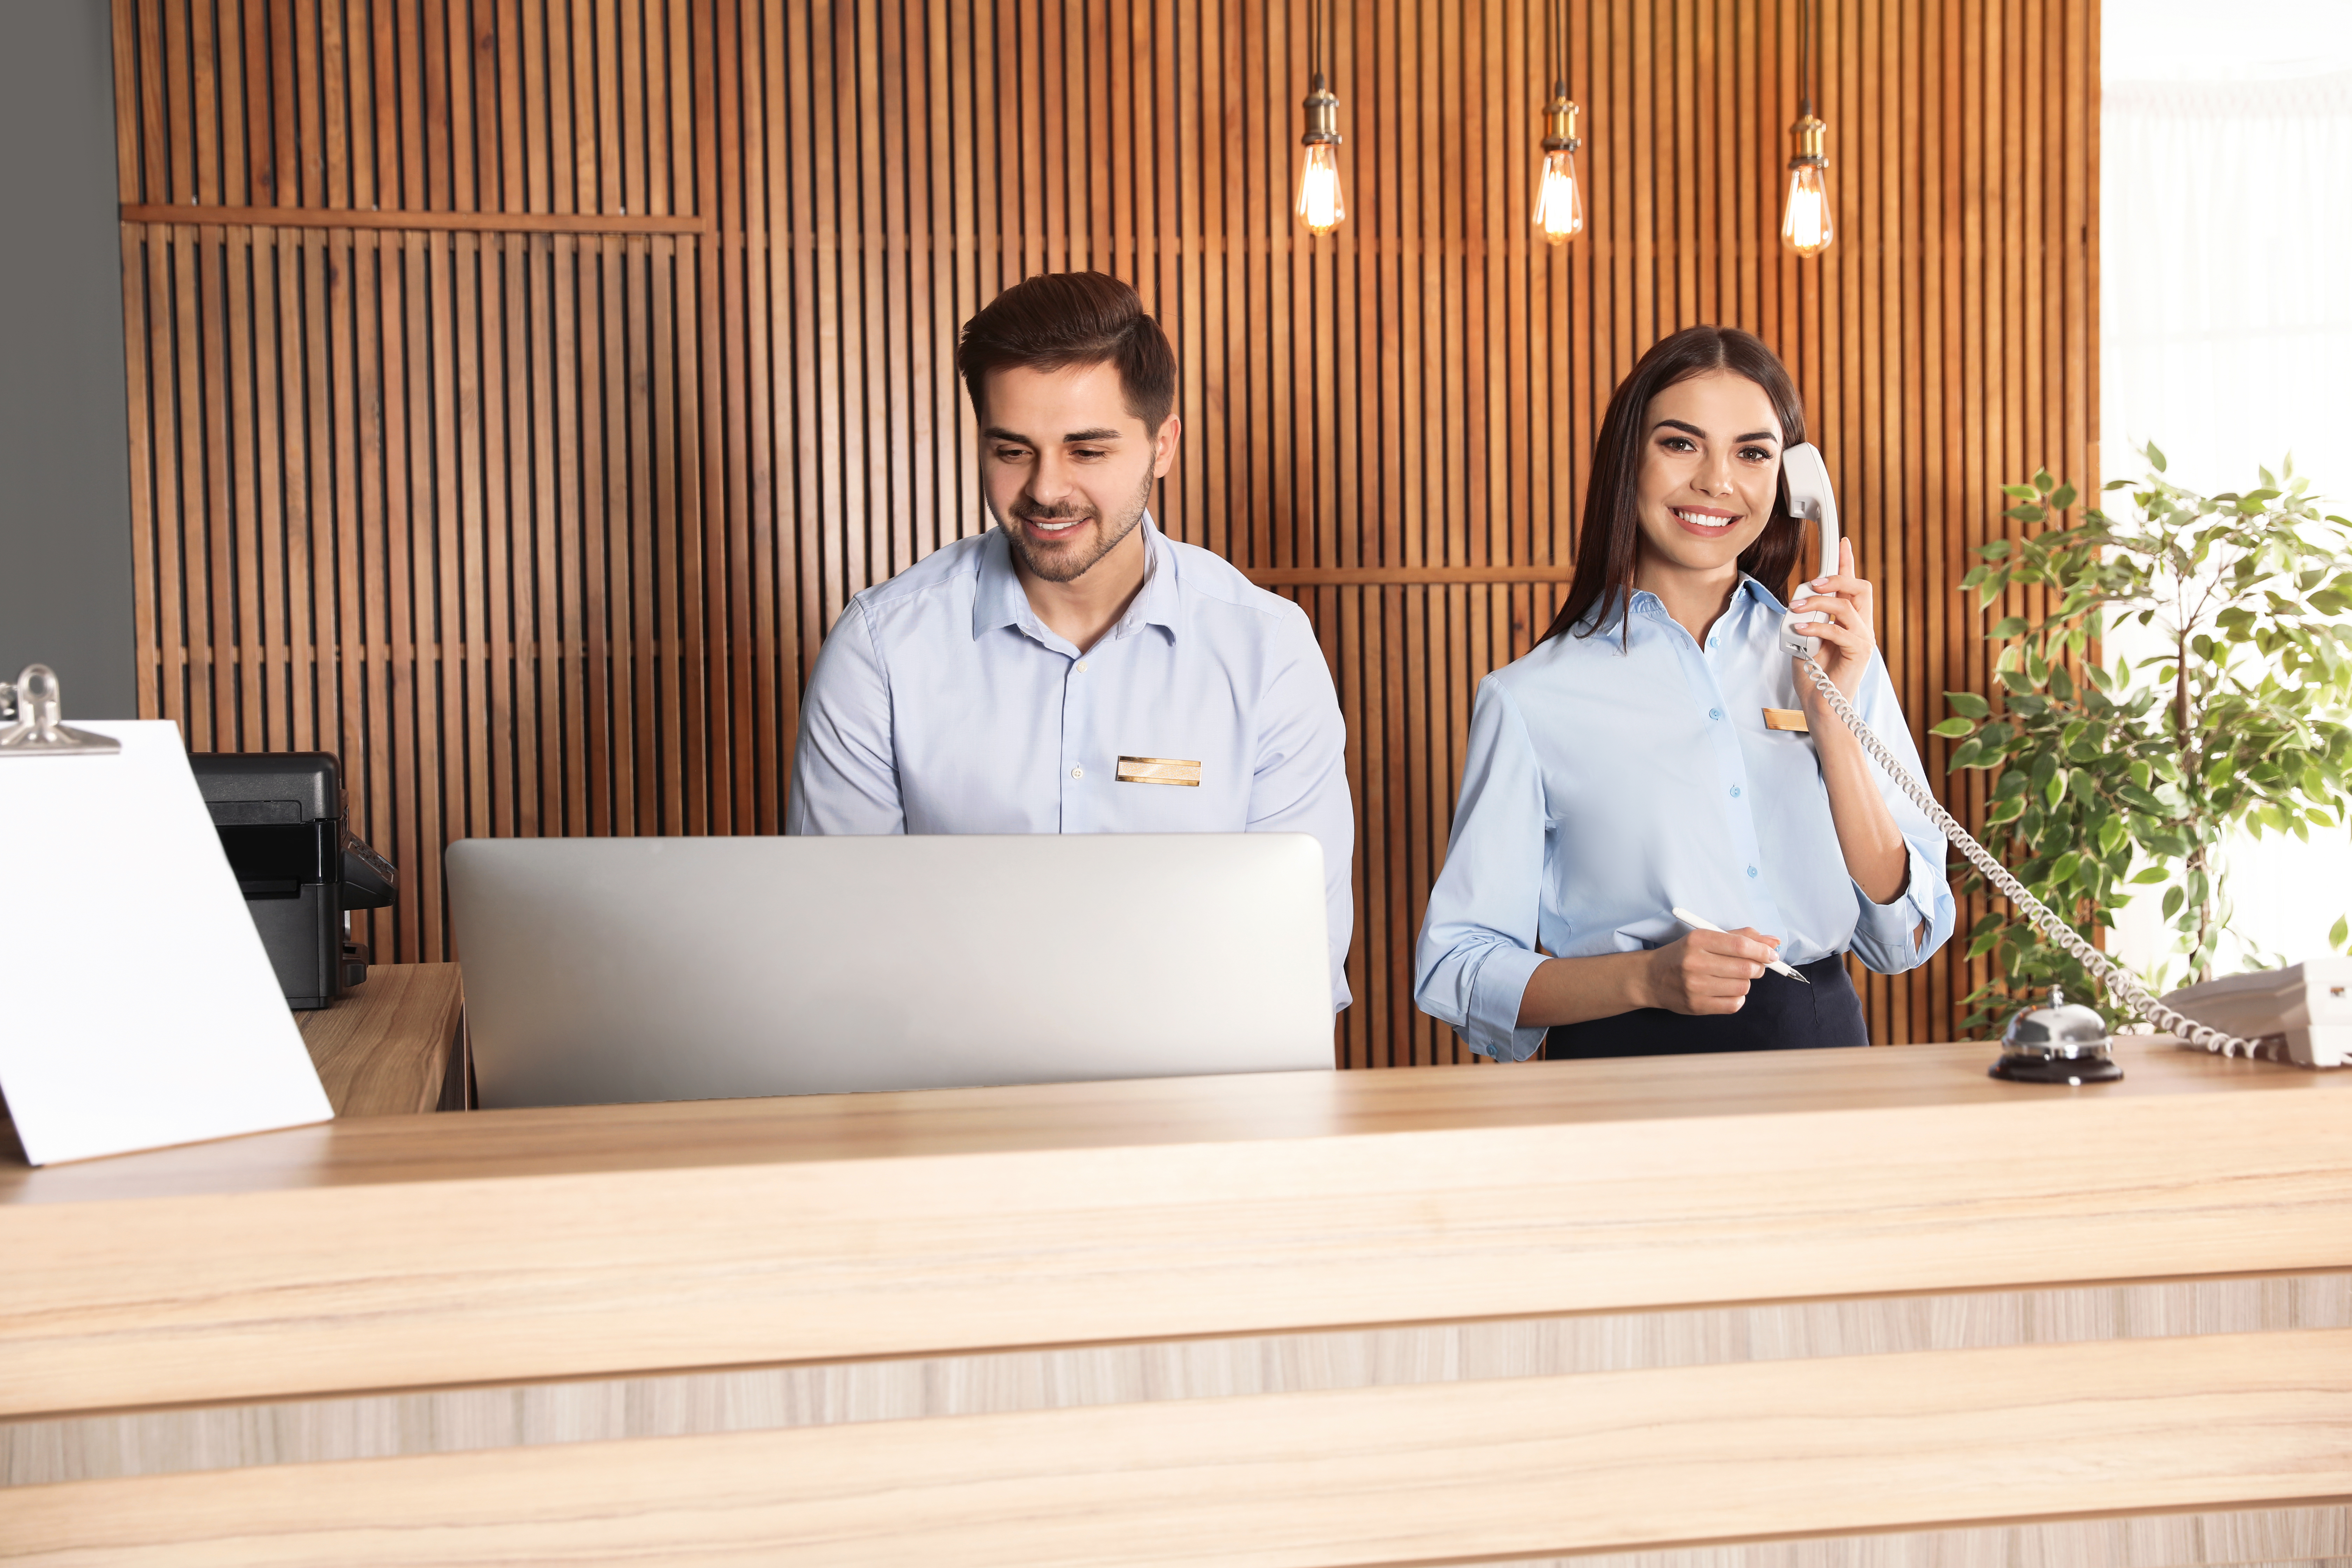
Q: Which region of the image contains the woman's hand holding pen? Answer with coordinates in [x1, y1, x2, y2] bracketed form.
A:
[1788, 536, 1877, 706]
[1643, 927, 1784, 1015]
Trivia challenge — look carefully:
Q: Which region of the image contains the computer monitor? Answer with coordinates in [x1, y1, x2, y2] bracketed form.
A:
[445, 832, 1335, 1108]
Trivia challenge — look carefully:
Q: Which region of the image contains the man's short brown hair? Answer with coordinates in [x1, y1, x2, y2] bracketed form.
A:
[956, 272, 1177, 431]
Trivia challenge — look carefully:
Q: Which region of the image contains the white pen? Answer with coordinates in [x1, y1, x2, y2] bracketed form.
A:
[1670, 906, 1810, 984]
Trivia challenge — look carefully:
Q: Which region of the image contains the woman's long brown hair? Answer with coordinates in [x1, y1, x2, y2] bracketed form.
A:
[1541, 326, 1809, 646]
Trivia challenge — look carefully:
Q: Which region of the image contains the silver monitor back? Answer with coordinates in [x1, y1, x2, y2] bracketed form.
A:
[446, 833, 1334, 1108]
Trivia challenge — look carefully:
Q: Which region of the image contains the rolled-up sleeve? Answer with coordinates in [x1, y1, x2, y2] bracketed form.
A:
[1247, 605, 1356, 1012]
[1414, 678, 1552, 1062]
[786, 602, 906, 835]
[1843, 653, 1956, 973]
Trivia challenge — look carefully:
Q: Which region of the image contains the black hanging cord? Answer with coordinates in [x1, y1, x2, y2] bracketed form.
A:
[1799, 0, 1814, 118]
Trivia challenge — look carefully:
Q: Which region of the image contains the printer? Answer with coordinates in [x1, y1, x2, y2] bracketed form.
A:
[189, 752, 396, 1009]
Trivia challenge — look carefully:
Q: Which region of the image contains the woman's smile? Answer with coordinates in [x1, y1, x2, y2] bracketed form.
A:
[1670, 504, 1743, 538]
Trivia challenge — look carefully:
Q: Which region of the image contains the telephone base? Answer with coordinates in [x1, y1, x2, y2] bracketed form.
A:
[2161, 959, 2351, 1069]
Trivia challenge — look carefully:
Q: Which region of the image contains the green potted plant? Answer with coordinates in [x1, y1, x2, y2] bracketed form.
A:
[1933, 449, 2352, 1034]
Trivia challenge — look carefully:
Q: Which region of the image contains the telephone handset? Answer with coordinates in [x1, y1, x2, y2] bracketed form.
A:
[1778, 442, 1842, 659]
[1770, 446, 2303, 1064]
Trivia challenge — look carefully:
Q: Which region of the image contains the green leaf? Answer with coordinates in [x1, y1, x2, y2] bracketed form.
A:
[1988, 796, 2027, 825]
[2050, 483, 2078, 510]
[2148, 441, 2168, 472]
[1930, 717, 1975, 738]
[2001, 483, 2040, 501]
[2333, 915, 2350, 952]
[2009, 504, 2047, 524]
[2162, 886, 2185, 920]
[1945, 690, 1991, 719]
[2130, 866, 2169, 884]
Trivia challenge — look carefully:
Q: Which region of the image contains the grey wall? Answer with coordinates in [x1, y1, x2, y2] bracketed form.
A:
[0, 0, 133, 718]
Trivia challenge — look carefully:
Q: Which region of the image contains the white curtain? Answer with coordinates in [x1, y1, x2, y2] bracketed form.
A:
[2101, 5, 2352, 974]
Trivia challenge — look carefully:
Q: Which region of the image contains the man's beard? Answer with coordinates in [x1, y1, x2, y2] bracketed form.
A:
[996, 467, 1156, 584]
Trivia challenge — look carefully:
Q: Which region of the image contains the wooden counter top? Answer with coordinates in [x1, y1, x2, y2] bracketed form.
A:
[5, 1040, 2348, 1566]
[4, 1041, 2346, 1421]
[292, 962, 463, 1118]
[4, 1030, 2336, 1201]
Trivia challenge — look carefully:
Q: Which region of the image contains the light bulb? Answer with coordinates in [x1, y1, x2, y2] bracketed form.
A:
[1780, 162, 1832, 257]
[1297, 142, 1345, 235]
[1779, 114, 1833, 258]
[1533, 148, 1583, 244]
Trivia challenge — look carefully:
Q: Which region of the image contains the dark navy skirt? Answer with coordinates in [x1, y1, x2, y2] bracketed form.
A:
[1543, 953, 1868, 1058]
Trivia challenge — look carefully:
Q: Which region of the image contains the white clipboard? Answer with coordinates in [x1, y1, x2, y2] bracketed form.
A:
[0, 712, 331, 1164]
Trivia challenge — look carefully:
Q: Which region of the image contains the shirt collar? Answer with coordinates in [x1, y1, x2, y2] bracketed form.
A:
[1625, 573, 1784, 626]
[971, 514, 1182, 644]
[973, 527, 1030, 638]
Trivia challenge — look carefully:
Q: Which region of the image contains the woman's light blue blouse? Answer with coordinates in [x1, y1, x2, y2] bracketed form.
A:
[1413, 578, 1955, 1061]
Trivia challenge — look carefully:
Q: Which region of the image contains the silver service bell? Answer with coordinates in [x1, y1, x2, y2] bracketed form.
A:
[1990, 986, 2123, 1084]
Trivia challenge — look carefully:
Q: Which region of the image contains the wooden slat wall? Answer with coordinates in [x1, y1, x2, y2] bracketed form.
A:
[114, 0, 2097, 1061]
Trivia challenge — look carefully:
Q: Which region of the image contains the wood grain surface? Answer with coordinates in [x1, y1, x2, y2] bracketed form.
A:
[293, 963, 463, 1118]
[4, 1043, 2345, 1419]
[108, 0, 2099, 1056]
[3, 1329, 2345, 1567]
[11, 1272, 2347, 1486]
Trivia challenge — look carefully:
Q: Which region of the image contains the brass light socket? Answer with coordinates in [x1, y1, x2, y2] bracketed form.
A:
[1301, 72, 1342, 146]
[1788, 113, 1827, 164]
[1541, 94, 1582, 153]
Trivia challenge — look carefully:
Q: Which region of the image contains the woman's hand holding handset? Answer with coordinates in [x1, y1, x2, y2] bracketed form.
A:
[1642, 927, 1785, 1015]
[1785, 534, 1912, 906]
[1788, 535, 1877, 706]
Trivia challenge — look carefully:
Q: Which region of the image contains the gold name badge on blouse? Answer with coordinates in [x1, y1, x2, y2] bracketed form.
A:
[1116, 756, 1203, 787]
[1762, 708, 1810, 733]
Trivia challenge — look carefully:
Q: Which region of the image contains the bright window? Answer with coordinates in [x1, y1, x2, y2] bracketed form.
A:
[2102, 0, 2352, 974]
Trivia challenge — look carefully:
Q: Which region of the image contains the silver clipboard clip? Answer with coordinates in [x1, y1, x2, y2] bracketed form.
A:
[0, 665, 121, 757]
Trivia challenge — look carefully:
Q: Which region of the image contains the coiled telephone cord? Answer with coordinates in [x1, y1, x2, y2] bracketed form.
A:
[1794, 654, 2262, 1057]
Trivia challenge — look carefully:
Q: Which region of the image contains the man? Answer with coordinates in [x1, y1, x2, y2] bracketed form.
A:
[786, 272, 1354, 1008]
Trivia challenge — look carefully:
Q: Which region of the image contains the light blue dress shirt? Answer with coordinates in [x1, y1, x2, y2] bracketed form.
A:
[1414, 578, 1954, 1060]
[787, 518, 1355, 1009]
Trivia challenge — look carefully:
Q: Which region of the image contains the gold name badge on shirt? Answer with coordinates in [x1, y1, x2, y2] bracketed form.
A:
[1762, 707, 1810, 733]
[1116, 756, 1203, 787]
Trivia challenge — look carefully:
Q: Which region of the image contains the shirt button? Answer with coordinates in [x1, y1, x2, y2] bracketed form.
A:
[1708, 637, 1719, 649]
[1746, 865, 1759, 878]
[1709, 707, 1723, 721]
[1074, 660, 1088, 673]
[1070, 766, 1084, 780]
[1730, 785, 1742, 798]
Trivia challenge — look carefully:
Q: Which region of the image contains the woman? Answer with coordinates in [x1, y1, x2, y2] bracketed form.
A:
[1413, 326, 1953, 1060]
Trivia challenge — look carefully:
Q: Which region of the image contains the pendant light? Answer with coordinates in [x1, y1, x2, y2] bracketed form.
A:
[1780, 0, 1833, 257]
[1295, 0, 1344, 235]
[1533, 0, 1584, 244]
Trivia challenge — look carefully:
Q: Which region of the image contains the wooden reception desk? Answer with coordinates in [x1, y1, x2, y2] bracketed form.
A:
[2, 1028, 2348, 1566]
